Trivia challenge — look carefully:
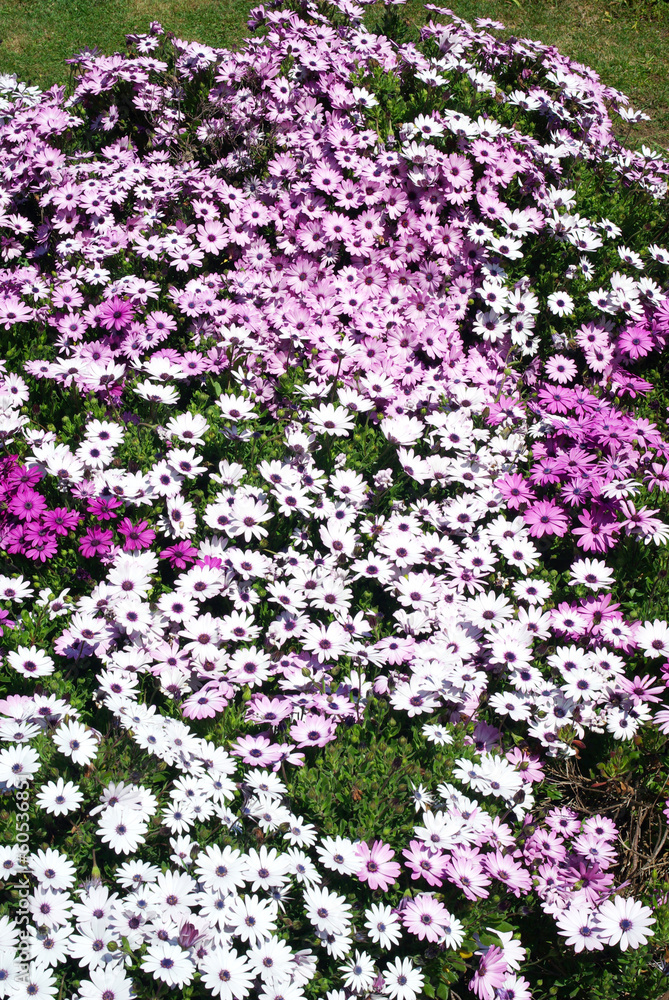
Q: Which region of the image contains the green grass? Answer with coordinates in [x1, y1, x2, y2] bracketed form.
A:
[1, 0, 667, 149]
[0, 0, 255, 88]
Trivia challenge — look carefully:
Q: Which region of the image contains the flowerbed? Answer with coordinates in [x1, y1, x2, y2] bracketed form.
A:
[0, 1, 669, 998]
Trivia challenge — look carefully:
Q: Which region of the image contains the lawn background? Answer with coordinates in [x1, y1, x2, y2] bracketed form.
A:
[0, 0, 668, 148]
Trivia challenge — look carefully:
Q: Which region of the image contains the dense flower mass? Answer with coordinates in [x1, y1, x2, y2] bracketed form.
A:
[0, 1, 668, 998]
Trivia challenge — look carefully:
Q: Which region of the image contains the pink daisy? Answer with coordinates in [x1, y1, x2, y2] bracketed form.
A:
[355, 840, 401, 891]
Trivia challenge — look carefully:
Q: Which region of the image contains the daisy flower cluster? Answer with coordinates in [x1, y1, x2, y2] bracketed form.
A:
[0, 695, 655, 1000]
[0, 0, 667, 996]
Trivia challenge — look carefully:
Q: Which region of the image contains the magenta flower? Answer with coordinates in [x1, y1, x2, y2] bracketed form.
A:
[545, 354, 577, 383]
[7, 486, 47, 521]
[3, 524, 26, 555]
[495, 473, 536, 509]
[483, 850, 533, 897]
[537, 384, 574, 415]
[523, 500, 570, 537]
[442, 853, 491, 900]
[402, 840, 446, 886]
[355, 840, 401, 891]
[471, 945, 507, 1000]
[117, 518, 156, 551]
[197, 554, 224, 571]
[87, 496, 122, 520]
[5, 463, 43, 488]
[572, 509, 620, 552]
[79, 527, 114, 558]
[529, 457, 562, 486]
[578, 593, 621, 632]
[618, 673, 665, 704]
[618, 324, 654, 359]
[97, 296, 135, 331]
[0, 608, 15, 636]
[160, 541, 198, 569]
[145, 310, 177, 339]
[42, 508, 80, 536]
[565, 859, 615, 905]
[24, 530, 58, 562]
[505, 748, 544, 784]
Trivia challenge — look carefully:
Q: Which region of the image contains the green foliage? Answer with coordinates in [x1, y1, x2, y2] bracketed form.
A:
[286, 697, 468, 846]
